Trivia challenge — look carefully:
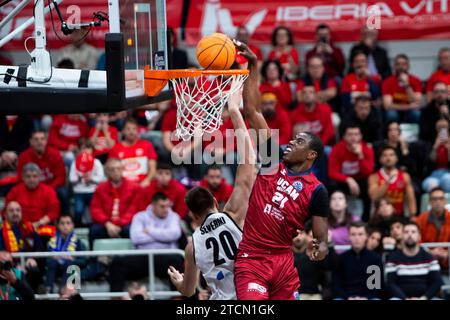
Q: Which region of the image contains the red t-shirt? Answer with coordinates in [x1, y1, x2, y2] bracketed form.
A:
[341, 73, 380, 94]
[161, 106, 183, 146]
[382, 74, 422, 104]
[236, 44, 263, 64]
[296, 78, 337, 93]
[427, 69, 450, 92]
[109, 140, 157, 182]
[89, 126, 119, 156]
[259, 81, 292, 110]
[199, 178, 234, 204]
[268, 47, 300, 66]
[376, 169, 407, 215]
[290, 103, 334, 145]
[265, 107, 292, 145]
[48, 115, 89, 151]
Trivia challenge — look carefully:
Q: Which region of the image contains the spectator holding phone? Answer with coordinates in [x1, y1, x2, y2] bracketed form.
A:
[0, 251, 35, 300]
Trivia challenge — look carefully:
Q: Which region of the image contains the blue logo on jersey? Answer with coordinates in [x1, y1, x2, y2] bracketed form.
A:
[293, 181, 303, 192]
[216, 271, 225, 280]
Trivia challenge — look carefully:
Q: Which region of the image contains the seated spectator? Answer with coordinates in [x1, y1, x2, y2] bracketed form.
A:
[341, 51, 381, 110]
[136, 162, 187, 219]
[422, 118, 450, 192]
[199, 165, 233, 210]
[89, 113, 119, 164]
[366, 228, 383, 253]
[416, 187, 450, 269]
[259, 60, 292, 110]
[420, 81, 450, 144]
[18, 130, 68, 214]
[386, 222, 442, 299]
[290, 86, 334, 146]
[292, 223, 338, 300]
[0, 251, 35, 301]
[5, 163, 59, 236]
[235, 25, 263, 68]
[382, 54, 423, 124]
[259, 92, 292, 145]
[89, 159, 140, 244]
[109, 118, 157, 187]
[45, 214, 87, 293]
[384, 217, 405, 251]
[332, 222, 383, 300]
[368, 146, 417, 218]
[268, 26, 300, 80]
[305, 24, 345, 79]
[328, 191, 359, 249]
[339, 95, 383, 144]
[296, 56, 338, 108]
[349, 26, 391, 80]
[368, 197, 397, 237]
[426, 47, 450, 102]
[109, 193, 183, 292]
[48, 114, 89, 166]
[69, 139, 105, 227]
[328, 124, 374, 221]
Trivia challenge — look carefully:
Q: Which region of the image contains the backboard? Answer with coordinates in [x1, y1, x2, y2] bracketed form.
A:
[0, 0, 171, 115]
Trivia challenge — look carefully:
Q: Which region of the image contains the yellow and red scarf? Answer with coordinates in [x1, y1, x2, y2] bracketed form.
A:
[1, 221, 35, 252]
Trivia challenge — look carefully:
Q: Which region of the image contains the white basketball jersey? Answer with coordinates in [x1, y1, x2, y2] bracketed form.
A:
[192, 212, 242, 300]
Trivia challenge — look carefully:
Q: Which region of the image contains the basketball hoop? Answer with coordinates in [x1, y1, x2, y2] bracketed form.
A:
[144, 68, 249, 141]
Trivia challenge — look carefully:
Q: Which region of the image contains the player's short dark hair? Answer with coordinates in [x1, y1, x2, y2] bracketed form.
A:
[157, 161, 172, 171]
[316, 24, 330, 32]
[379, 145, 397, 157]
[152, 192, 168, 203]
[185, 187, 215, 216]
[303, 132, 324, 162]
[205, 164, 222, 175]
[271, 26, 294, 46]
[349, 221, 367, 233]
[57, 214, 74, 224]
[261, 60, 284, 81]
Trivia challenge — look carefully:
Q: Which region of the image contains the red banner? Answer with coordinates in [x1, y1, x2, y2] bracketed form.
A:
[185, 0, 450, 45]
[0, 0, 183, 50]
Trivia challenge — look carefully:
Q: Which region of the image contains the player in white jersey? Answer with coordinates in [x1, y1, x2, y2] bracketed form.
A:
[167, 84, 256, 300]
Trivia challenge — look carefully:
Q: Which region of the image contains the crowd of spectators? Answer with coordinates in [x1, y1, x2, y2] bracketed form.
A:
[1, 23, 450, 300]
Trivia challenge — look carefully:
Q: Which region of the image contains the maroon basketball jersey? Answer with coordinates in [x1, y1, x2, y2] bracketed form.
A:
[239, 161, 323, 252]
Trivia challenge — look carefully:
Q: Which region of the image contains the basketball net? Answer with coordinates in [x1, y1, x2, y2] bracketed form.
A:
[170, 73, 248, 141]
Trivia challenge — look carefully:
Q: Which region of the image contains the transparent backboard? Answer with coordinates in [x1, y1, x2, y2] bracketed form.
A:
[109, 0, 169, 99]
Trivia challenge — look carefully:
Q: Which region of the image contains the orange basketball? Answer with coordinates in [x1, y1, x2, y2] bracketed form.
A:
[196, 33, 236, 70]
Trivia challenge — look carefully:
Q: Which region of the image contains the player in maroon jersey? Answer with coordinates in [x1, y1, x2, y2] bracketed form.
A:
[233, 40, 329, 300]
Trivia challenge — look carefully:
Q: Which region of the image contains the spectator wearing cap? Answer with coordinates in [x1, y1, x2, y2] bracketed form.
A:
[109, 192, 183, 293]
[420, 81, 450, 145]
[89, 158, 140, 245]
[296, 56, 338, 111]
[259, 92, 292, 145]
[290, 85, 334, 146]
[18, 130, 69, 214]
[136, 162, 187, 219]
[109, 118, 157, 187]
[416, 187, 450, 269]
[259, 60, 293, 110]
[305, 24, 345, 79]
[386, 222, 443, 300]
[199, 165, 233, 210]
[5, 163, 60, 235]
[341, 51, 381, 110]
[382, 54, 423, 124]
[268, 26, 300, 80]
[426, 47, 450, 102]
[328, 124, 374, 221]
[349, 26, 391, 80]
[339, 95, 383, 144]
[69, 139, 105, 227]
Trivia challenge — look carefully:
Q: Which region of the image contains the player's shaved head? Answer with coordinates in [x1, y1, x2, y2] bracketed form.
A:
[185, 187, 216, 217]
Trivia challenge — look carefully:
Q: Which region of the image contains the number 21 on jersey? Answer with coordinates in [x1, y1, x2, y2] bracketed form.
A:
[272, 191, 288, 209]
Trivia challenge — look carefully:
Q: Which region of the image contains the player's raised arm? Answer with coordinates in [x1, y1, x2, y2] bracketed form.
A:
[234, 40, 271, 145]
[223, 87, 257, 228]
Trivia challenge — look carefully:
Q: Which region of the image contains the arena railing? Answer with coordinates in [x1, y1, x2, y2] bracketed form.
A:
[11, 249, 185, 300]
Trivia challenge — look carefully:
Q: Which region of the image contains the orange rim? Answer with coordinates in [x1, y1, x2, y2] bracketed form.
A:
[144, 68, 249, 80]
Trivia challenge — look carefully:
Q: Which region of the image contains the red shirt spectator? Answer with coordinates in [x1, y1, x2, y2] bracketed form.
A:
[48, 114, 89, 151]
[269, 26, 300, 79]
[109, 118, 157, 186]
[89, 113, 119, 157]
[328, 127, 374, 183]
[90, 178, 140, 227]
[17, 131, 65, 189]
[382, 74, 422, 105]
[260, 93, 292, 145]
[426, 48, 450, 96]
[260, 60, 293, 110]
[136, 163, 187, 218]
[199, 166, 233, 206]
[296, 77, 337, 96]
[235, 26, 263, 64]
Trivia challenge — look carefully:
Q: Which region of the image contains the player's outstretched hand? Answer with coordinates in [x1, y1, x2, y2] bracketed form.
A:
[167, 266, 184, 289]
[233, 39, 257, 65]
[307, 239, 329, 261]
